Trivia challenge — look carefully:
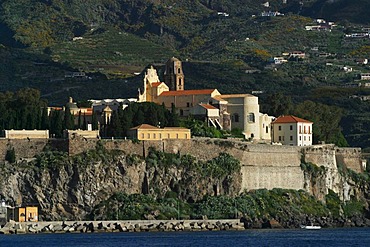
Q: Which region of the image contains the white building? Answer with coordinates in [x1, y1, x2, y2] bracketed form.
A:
[271, 115, 313, 146]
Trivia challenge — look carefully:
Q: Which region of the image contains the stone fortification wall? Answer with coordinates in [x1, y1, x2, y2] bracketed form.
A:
[240, 145, 304, 191]
[335, 147, 363, 173]
[0, 136, 364, 197]
[0, 138, 67, 161]
[68, 137, 306, 192]
[303, 144, 337, 168]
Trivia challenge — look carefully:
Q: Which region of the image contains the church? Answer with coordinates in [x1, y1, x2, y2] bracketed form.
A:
[138, 57, 274, 141]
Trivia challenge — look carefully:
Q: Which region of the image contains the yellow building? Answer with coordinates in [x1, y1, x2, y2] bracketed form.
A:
[16, 206, 38, 222]
[138, 57, 274, 141]
[127, 124, 191, 140]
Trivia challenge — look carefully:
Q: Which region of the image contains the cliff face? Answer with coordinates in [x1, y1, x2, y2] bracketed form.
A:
[0, 149, 241, 220]
[0, 156, 146, 220]
[0, 139, 366, 221]
[302, 145, 365, 202]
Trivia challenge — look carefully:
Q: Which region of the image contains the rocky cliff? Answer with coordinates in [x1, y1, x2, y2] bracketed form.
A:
[0, 147, 241, 220]
[0, 138, 368, 224]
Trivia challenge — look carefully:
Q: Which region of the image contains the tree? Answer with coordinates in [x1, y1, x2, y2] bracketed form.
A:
[77, 110, 82, 129]
[263, 93, 294, 117]
[83, 113, 87, 130]
[5, 148, 16, 163]
[50, 110, 63, 138]
[63, 106, 74, 130]
[92, 112, 98, 130]
[41, 107, 49, 129]
[168, 104, 179, 126]
[294, 101, 348, 146]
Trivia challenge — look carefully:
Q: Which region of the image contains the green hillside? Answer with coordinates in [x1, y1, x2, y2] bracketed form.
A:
[1, 0, 370, 147]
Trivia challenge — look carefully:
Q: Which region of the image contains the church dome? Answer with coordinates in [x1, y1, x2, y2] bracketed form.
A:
[66, 97, 78, 109]
[168, 57, 180, 62]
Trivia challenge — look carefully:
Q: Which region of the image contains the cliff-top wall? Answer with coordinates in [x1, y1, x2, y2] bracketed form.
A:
[0, 136, 364, 196]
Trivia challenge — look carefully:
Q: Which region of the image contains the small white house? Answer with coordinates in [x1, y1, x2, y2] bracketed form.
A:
[271, 115, 313, 146]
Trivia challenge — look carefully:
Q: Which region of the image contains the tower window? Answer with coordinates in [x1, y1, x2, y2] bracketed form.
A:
[178, 68, 181, 73]
[248, 113, 255, 122]
[179, 78, 182, 85]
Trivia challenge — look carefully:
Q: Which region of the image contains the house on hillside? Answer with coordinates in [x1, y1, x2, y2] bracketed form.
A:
[360, 73, 370, 80]
[271, 115, 313, 146]
[289, 51, 306, 59]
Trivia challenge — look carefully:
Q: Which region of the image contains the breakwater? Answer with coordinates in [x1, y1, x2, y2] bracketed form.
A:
[0, 219, 246, 234]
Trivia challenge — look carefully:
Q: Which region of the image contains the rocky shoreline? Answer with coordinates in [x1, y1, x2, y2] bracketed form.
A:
[2, 216, 369, 235]
[0, 219, 246, 234]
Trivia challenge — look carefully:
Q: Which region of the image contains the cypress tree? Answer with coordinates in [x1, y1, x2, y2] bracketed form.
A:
[92, 112, 98, 130]
[41, 107, 49, 129]
[78, 110, 82, 129]
[83, 113, 87, 130]
[64, 106, 74, 130]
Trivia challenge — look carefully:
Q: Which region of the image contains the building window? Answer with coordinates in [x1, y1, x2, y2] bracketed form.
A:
[180, 109, 184, 116]
[278, 126, 281, 131]
[299, 126, 302, 133]
[178, 68, 181, 73]
[179, 78, 182, 86]
[168, 134, 170, 138]
[153, 133, 156, 139]
[290, 136, 293, 141]
[147, 133, 150, 139]
[233, 113, 239, 123]
[185, 134, 188, 139]
[248, 113, 255, 123]
[266, 126, 269, 133]
[141, 133, 144, 139]
[304, 136, 306, 141]
[159, 133, 162, 139]
[309, 136, 311, 141]
[279, 136, 282, 141]
[304, 126, 306, 134]
[187, 102, 190, 107]
[299, 136, 302, 141]
[176, 134, 179, 139]
[290, 125, 293, 130]
[308, 126, 311, 134]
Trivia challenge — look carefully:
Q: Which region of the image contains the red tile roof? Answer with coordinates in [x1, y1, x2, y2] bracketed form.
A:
[272, 115, 313, 124]
[160, 89, 216, 96]
[151, 82, 162, 87]
[130, 124, 158, 130]
[199, 104, 218, 110]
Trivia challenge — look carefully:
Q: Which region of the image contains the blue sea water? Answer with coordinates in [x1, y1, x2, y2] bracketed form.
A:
[1, 228, 370, 247]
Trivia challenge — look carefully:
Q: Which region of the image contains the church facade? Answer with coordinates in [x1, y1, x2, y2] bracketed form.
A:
[138, 57, 273, 141]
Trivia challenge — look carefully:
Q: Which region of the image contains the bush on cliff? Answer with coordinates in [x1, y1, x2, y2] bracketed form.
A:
[91, 189, 334, 224]
[5, 148, 16, 163]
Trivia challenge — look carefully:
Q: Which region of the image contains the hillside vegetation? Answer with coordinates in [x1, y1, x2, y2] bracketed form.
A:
[1, 0, 370, 147]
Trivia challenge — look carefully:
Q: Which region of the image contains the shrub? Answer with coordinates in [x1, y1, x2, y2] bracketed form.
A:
[5, 148, 16, 163]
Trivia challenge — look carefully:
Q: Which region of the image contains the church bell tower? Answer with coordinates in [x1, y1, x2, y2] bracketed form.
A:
[164, 57, 184, 91]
